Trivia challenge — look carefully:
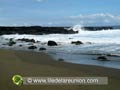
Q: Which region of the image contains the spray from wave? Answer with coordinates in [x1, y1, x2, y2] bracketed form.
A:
[68, 24, 84, 34]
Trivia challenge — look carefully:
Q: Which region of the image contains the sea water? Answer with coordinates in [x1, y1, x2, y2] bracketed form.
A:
[1, 25, 120, 69]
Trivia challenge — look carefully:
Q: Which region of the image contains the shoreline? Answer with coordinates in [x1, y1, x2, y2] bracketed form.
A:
[0, 49, 120, 90]
[1, 48, 120, 70]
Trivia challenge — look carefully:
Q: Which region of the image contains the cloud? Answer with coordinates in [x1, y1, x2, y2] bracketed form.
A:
[69, 13, 120, 20]
[68, 13, 120, 26]
[1, 13, 120, 26]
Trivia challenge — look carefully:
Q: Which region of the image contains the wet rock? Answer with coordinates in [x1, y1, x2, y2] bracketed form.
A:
[0, 26, 77, 35]
[106, 54, 112, 56]
[36, 41, 40, 43]
[8, 39, 16, 46]
[69, 38, 73, 39]
[39, 47, 46, 51]
[28, 46, 37, 49]
[97, 56, 109, 61]
[19, 45, 22, 47]
[71, 41, 83, 45]
[47, 41, 58, 46]
[58, 58, 64, 62]
[5, 39, 9, 40]
[17, 38, 36, 43]
[2, 44, 7, 45]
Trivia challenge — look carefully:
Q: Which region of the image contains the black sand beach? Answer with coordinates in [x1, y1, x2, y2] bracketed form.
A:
[0, 49, 120, 90]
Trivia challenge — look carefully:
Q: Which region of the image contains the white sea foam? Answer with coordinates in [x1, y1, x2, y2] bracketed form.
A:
[68, 24, 83, 33]
[1, 25, 120, 50]
[1, 25, 120, 69]
[1, 25, 120, 53]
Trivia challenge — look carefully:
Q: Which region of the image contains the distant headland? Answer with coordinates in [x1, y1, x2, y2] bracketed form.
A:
[0, 25, 119, 35]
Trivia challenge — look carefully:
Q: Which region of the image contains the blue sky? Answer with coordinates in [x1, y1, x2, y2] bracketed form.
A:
[0, 0, 120, 26]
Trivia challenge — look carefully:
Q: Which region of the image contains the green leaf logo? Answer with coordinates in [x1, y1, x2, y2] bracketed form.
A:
[12, 75, 23, 86]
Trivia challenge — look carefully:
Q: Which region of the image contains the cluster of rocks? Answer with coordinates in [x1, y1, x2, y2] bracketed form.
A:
[17, 38, 36, 43]
[27, 40, 58, 50]
[4, 38, 111, 62]
[6, 39, 86, 50]
[28, 46, 46, 51]
[7, 39, 16, 46]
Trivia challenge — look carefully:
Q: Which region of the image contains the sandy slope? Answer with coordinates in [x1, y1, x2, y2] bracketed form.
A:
[0, 49, 120, 90]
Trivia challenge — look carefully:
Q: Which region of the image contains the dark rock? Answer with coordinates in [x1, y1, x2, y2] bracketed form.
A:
[69, 38, 73, 39]
[2, 44, 6, 45]
[36, 41, 40, 43]
[71, 41, 83, 45]
[97, 56, 109, 61]
[10, 38, 13, 40]
[39, 47, 46, 51]
[28, 46, 37, 49]
[0, 26, 77, 35]
[106, 54, 112, 56]
[83, 26, 113, 31]
[5, 39, 9, 40]
[58, 58, 64, 62]
[8, 39, 16, 46]
[47, 41, 58, 46]
[19, 45, 22, 47]
[18, 38, 36, 43]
